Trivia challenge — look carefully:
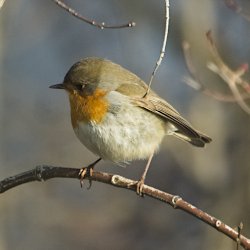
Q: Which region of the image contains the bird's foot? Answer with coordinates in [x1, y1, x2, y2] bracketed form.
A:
[78, 158, 102, 189]
[127, 179, 145, 197]
[136, 179, 145, 197]
[79, 165, 94, 189]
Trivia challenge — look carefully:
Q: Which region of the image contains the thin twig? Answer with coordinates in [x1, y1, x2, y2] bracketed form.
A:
[224, 0, 250, 21]
[182, 41, 250, 102]
[144, 0, 170, 97]
[182, 32, 250, 114]
[206, 31, 250, 114]
[0, 0, 5, 9]
[53, 0, 136, 29]
[1, 165, 250, 249]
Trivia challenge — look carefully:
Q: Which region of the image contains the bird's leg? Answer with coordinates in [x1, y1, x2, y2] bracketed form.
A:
[79, 157, 102, 188]
[136, 152, 154, 196]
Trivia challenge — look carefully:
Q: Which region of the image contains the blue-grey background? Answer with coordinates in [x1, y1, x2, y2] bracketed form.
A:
[1, 1, 250, 249]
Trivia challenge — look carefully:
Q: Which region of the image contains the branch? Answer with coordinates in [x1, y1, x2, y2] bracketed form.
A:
[182, 40, 250, 102]
[145, 0, 170, 96]
[224, 0, 250, 21]
[206, 31, 250, 114]
[0, 0, 5, 9]
[1, 165, 250, 249]
[53, 0, 136, 29]
[182, 31, 250, 114]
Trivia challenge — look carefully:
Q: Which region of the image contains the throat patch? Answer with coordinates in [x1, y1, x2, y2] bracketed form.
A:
[69, 89, 108, 127]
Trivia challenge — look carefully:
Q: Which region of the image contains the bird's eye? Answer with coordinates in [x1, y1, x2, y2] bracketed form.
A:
[75, 84, 84, 91]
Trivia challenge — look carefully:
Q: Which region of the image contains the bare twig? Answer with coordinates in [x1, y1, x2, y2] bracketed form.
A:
[144, 0, 170, 97]
[182, 41, 250, 102]
[183, 32, 250, 114]
[224, 0, 250, 21]
[0, 0, 5, 9]
[206, 31, 250, 114]
[53, 0, 136, 29]
[1, 165, 250, 249]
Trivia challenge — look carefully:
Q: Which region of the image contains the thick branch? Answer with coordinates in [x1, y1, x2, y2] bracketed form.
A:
[1, 165, 250, 249]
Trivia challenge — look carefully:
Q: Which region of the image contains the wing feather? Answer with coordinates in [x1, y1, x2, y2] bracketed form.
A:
[132, 96, 211, 147]
[115, 82, 211, 147]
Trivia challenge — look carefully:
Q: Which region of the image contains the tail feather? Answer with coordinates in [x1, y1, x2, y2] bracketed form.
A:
[173, 131, 212, 147]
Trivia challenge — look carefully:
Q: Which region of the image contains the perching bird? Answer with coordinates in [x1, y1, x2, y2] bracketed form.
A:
[50, 57, 211, 194]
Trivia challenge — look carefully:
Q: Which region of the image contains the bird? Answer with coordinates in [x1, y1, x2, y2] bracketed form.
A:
[50, 57, 211, 195]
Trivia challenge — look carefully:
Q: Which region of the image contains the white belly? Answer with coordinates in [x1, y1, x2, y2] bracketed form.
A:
[73, 91, 171, 163]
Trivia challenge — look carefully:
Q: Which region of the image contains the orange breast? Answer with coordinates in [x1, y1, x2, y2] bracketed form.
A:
[69, 89, 109, 128]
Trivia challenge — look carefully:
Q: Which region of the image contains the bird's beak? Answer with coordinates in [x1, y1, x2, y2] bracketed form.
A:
[49, 83, 65, 89]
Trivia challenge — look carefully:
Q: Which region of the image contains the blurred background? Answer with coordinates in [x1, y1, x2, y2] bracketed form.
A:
[1, 0, 250, 249]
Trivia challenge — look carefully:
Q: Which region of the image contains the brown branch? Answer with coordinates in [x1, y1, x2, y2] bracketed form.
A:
[53, 0, 136, 29]
[1, 165, 250, 249]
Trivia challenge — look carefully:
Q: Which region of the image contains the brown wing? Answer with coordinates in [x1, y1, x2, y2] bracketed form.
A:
[132, 95, 212, 147]
[116, 80, 211, 147]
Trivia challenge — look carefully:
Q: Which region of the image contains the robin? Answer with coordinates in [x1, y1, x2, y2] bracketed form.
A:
[50, 57, 211, 195]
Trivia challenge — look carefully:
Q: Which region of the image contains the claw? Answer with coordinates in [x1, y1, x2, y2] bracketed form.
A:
[136, 179, 145, 197]
[78, 167, 90, 188]
[86, 167, 94, 189]
[78, 166, 93, 189]
[78, 158, 102, 189]
[126, 179, 144, 196]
